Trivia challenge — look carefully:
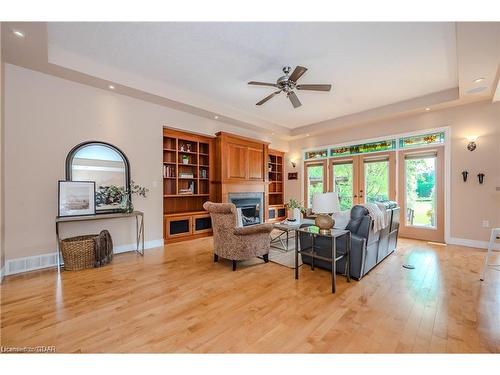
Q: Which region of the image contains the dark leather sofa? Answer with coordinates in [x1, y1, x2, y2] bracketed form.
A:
[299, 202, 400, 280]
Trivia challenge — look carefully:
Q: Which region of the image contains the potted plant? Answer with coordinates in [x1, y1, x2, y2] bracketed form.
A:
[285, 198, 305, 223]
[181, 155, 190, 164]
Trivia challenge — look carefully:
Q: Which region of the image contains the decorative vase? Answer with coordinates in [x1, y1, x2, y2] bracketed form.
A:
[121, 195, 134, 213]
[287, 207, 301, 223]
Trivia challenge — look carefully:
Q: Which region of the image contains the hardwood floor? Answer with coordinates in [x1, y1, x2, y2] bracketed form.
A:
[1, 237, 499, 353]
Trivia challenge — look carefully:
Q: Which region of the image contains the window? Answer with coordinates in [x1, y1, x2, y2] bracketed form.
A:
[364, 158, 389, 203]
[330, 140, 396, 157]
[305, 162, 325, 208]
[305, 149, 328, 160]
[332, 162, 354, 210]
[399, 132, 444, 149]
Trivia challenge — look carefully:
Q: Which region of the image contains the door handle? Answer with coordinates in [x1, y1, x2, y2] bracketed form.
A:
[354, 195, 358, 198]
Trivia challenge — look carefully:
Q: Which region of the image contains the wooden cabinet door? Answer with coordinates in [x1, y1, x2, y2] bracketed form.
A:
[192, 214, 212, 234]
[226, 143, 248, 180]
[248, 147, 264, 180]
[165, 215, 193, 239]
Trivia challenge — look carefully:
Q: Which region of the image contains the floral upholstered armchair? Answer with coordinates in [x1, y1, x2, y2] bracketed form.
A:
[203, 202, 273, 271]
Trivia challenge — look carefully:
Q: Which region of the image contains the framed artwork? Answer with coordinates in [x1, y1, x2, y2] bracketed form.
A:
[288, 172, 298, 180]
[58, 181, 96, 217]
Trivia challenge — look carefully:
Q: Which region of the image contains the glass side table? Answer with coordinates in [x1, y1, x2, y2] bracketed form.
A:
[294, 226, 351, 294]
[271, 221, 301, 251]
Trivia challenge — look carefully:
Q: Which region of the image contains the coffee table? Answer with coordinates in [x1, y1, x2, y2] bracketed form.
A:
[270, 221, 302, 251]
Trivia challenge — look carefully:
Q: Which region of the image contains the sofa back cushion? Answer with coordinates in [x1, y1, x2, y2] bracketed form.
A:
[346, 205, 369, 233]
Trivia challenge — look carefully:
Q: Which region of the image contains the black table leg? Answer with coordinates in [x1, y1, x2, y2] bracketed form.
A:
[332, 236, 336, 294]
[311, 234, 315, 271]
[346, 232, 351, 283]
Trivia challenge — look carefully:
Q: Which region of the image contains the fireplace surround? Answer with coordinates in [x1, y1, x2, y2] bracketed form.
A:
[228, 192, 264, 226]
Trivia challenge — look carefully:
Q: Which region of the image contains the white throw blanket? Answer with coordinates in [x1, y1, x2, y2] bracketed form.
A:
[362, 203, 386, 233]
[375, 202, 391, 227]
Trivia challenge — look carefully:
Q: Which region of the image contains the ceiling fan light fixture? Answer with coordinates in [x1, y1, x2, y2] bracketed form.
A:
[249, 65, 331, 109]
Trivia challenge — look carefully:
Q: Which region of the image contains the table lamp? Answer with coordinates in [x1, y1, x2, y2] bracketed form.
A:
[312, 192, 340, 234]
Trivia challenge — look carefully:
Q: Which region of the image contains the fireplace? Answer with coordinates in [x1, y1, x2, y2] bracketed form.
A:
[228, 192, 264, 226]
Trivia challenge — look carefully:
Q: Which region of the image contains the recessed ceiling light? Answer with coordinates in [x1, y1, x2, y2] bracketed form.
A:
[108, 85, 115, 90]
[473, 77, 485, 83]
[214, 115, 219, 120]
[306, 134, 310, 137]
[425, 107, 431, 111]
[12, 29, 25, 38]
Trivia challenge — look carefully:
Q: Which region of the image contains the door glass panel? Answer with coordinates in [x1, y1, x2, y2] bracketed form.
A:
[405, 156, 437, 228]
[306, 164, 324, 208]
[333, 163, 353, 210]
[364, 159, 389, 203]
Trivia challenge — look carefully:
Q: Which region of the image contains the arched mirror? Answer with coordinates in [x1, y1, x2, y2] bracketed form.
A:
[66, 141, 131, 214]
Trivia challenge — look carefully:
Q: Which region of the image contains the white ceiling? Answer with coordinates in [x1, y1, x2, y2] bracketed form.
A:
[47, 22, 458, 129]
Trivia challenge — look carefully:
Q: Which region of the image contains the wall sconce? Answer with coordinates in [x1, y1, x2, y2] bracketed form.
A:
[466, 136, 478, 151]
[290, 160, 296, 168]
[462, 171, 468, 182]
[478, 173, 485, 184]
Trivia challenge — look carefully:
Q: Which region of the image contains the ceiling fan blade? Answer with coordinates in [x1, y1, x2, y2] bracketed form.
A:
[287, 91, 302, 108]
[296, 84, 332, 92]
[248, 81, 278, 88]
[256, 90, 282, 106]
[288, 66, 308, 83]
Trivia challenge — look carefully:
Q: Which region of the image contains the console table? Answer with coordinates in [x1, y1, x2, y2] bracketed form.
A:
[55, 211, 144, 272]
[294, 226, 350, 293]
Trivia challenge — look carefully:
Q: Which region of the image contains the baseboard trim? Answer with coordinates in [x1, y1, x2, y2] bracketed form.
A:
[447, 237, 500, 251]
[4, 239, 164, 276]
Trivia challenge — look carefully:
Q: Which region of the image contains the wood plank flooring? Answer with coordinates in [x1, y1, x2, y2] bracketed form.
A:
[1, 238, 499, 353]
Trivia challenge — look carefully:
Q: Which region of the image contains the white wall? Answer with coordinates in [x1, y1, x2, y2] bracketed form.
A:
[285, 100, 500, 243]
[3, 64, 287, 262]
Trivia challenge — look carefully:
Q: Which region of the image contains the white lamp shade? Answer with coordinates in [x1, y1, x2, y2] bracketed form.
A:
[312, 192, 340, 214]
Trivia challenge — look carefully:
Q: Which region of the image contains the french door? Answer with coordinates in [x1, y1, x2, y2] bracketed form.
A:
[398, 146, 444, 242]
[329, 152, 396, 209]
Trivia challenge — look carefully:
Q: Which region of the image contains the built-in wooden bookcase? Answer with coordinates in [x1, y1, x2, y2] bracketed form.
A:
[163, 128, 214, 243]
[267, 149, 286, 222]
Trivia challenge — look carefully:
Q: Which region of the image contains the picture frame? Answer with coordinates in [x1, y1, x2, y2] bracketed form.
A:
[288, 172, 298, 180]
[58, 180, 96, 217]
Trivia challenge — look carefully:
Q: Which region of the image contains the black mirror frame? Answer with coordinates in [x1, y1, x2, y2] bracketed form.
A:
[65, 141, 131, 214]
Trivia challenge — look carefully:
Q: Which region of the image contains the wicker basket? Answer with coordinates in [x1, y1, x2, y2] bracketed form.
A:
[60, 235, 97, 271]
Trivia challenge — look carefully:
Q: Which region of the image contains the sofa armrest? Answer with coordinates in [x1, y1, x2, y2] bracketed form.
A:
[351, 233, 367, 251]
[233, 223, 274, 236]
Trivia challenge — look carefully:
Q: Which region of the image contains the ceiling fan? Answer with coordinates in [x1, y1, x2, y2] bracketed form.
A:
[248, 65, 332, 108]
